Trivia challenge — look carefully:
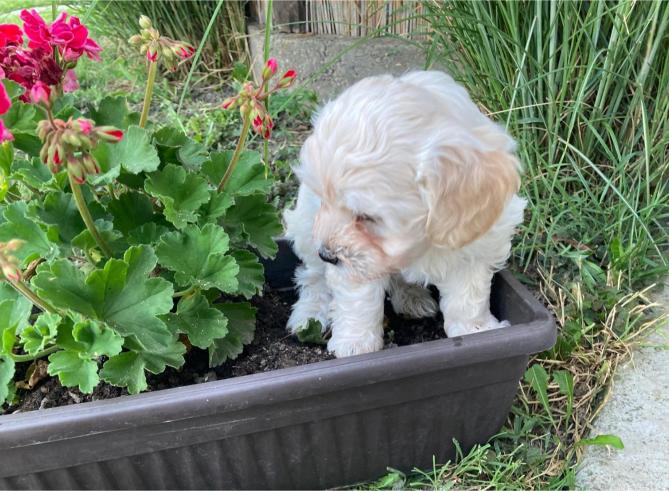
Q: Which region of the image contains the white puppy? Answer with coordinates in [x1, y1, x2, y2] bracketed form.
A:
[283, 71, 526, 357]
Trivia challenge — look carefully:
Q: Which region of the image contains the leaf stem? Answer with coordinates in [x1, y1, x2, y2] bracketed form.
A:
[11, 345, 59, 363]
[218, 111, 252, 192]
[173, 285, 197, 298]
[68, 172, 112, 258]
[9, 278, 57, 314]
[139, 61, 158, 128]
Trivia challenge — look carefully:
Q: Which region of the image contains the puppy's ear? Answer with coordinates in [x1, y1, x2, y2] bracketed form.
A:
[419, 138, 520, 249]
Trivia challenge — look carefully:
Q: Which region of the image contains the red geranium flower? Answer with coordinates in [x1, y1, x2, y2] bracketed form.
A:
[0, 24, 22, 47]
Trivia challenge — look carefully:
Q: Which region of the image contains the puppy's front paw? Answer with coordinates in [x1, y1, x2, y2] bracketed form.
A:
[390, 283, 438, 319]
[445, 316, 510, 338]
[287, 299, 329, 335]
[327, 332, 384, 358]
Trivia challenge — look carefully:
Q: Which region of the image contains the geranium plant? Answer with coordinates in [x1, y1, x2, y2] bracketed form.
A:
[0, 11, 294, 403]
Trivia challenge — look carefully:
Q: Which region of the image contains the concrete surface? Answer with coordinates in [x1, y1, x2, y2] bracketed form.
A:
[576, 282, 669, 490]
[248, 25, 434, 101]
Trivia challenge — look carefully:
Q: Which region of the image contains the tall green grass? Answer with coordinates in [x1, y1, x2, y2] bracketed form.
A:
[78, 0, 248, 77]
[425, 0, 669, 287]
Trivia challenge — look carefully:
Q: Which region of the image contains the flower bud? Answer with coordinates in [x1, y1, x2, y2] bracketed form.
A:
[81, 153, 100, 175]
[76, 118, 93, 135]
[221, 96, 237, 110]
[1, 262, 21, 282]
[30, 81, 51, 106]
[128, 34, 142, 45]
[276, 69, 297, 89]
[146, 46, 159, 62]
[67, 157, 86, 184]
[139, 15, 152, 29]
[97, 127, 124, 143]
[61, 129, 82, 146]
[262, 58, 278, 80]
[5, 239, 25, 252]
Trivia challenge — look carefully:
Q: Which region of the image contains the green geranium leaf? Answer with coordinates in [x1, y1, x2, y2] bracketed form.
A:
[154, 126, 189, 165]
[0, 283, 32, 333]
[208, 302, 256, 367]
[198, 190, 234, 225]
[1, 102, 37, 132]
[20, 313, 61, 356]
[144, 164, 210, 229]
[89, 96, 130, 128]
[89, 141, 120, 185]
[1, 325, 16, 355]
[230, 249, 264, 298]
[137, 341, 186, 374]
[222, 194, 282, 258]
[156, 223, 239, 292]
[0, 141, 13, 176]
[108, 191, 157, 235]
[11, 157, 55, 189]
[0, 201, 59, 264]
[296, 319, 327, 345]
[70, 319, 124, 357]
[71, 219, 124, 255]
[0, 354, 15, 404]
[114, 125, 161, 174]
[178, 139, 208, 171]
[11, 132, 42, 158]
[36, 191, 86, 243]
[47, 350, 99, 393]
[202, 150, 271, 196]
[1, 79, 24, 100]
[127, 222, 170, 246]
[33, 245, 176, 352]
[100, 351, 147, 394]
[165, 293, 228, 349]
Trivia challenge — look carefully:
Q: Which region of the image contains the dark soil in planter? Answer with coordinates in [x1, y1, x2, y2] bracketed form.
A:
[3, 288, 445, 415]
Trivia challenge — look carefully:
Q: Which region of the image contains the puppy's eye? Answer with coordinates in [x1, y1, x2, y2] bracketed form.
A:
[355, 213, 377, 224]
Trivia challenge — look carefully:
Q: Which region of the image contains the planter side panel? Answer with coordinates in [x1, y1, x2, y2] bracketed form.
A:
[0, 356, 526, 490]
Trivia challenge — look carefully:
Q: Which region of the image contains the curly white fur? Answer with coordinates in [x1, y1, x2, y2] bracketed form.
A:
[284, 71, 526, 357]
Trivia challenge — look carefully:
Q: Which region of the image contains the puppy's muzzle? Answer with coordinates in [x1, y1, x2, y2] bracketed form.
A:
[318, 246, 339, 265]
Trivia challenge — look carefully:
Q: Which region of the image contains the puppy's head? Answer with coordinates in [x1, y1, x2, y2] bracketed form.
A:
[298, 71, 520, 281]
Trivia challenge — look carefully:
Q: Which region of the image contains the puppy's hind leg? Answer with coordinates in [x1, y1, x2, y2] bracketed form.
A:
[388, 275, 438, 319]
[437, 263, 509, 338]
[284, 186, 331, 334]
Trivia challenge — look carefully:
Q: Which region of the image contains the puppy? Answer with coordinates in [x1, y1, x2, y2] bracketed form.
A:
[283, 71, 526, 357]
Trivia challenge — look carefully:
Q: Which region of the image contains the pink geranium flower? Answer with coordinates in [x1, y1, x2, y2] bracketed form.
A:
[0, 24, 23, 47]
[0, 80, 10, 114]
[19, 9, 101, 62]
[52, 13, 101, 61]
[19, 9, 51, 50]
[0, 120, 13, 142]
[63, 69, 79, 92]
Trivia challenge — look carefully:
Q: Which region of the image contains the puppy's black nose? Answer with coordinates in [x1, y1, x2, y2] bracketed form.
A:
[318, 247, 339, 265]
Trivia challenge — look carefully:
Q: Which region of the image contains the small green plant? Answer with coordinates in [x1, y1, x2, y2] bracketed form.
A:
[0, 11, 295, 403]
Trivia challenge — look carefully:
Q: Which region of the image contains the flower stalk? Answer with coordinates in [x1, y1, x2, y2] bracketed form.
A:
[8, 277, 57, 314]
[68, 171, 112, 258]
[218, 110, 252, 192]
[139, 60, 158, 128]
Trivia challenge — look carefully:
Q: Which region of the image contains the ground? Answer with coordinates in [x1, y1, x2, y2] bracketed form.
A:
[577, 282, 669, 489]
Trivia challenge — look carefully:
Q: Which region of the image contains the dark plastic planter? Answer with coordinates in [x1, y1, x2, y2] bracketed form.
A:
[0, 240, 555, 490]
